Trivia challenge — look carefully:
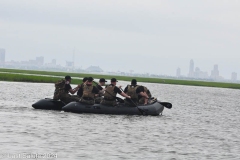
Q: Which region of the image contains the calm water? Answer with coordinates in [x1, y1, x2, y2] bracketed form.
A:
[0, 81, 239, 160]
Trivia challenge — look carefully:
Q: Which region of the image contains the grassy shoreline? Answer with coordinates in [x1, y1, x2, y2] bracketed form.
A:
[0, 68, 240, 89]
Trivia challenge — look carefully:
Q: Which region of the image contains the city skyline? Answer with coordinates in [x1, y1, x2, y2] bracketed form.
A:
[1, 48, 238, 81]
[176, 59, 238, 81]
[1, 47, 238, 79]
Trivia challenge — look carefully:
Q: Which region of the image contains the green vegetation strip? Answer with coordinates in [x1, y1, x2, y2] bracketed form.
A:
[0, 68, 240, 89]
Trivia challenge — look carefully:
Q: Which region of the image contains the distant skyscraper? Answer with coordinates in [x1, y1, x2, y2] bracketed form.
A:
[66, 61, 74, 68]
[176, 67, 181, 77]
[52, 59, 56, 65]
[231, 72, 237, 81]
[188, 59, 194, 77]
[210, 64, 219, 80]
[194, 67, 200, 78]
[36, 56, 44, 65]
[0, 48, 5, 64]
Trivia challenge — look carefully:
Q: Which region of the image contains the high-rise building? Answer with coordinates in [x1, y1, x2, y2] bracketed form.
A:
[188, 59, 194, 77]
[231, 72, 237, 82]
[176, 67, 181, 77]
[52, 59, 56, 65]
[0, 48, 5, 64]
[193, 67, 208, 79]
[210, 64, 219, 80]
[194, 67, 200, 78]
[66, 61, 74, 67]
[36, 56, 44, 65]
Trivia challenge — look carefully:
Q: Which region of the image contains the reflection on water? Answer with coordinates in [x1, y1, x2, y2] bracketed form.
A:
[0, 81, 239, 159]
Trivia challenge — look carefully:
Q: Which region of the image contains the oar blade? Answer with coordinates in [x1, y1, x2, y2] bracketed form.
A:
[158, 102, 172, 109]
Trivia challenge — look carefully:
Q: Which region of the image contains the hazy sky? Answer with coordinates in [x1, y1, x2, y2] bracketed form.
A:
[0, 0, 239, 78]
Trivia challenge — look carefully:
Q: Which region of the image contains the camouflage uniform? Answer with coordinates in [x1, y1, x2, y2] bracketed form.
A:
[53, 79, 66, 100]
[53, 79, 80, 104]
[60, 94, 80, 104]
[95, 88, 104, 104]
[139, 86, 152, 104]
[95, 96, 103, 104]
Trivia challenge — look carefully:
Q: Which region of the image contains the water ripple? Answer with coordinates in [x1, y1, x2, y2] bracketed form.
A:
[0, 81, 239, 159]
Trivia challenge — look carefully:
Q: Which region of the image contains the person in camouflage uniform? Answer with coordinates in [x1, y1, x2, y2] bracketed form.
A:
[53, 75, 80, 104]
[79, 77, 99, 105]
[138, 86, 152, 104]
[101, 78, 130, 106]
[94, 78, 107, 104]
[77, 77, 88, 97]
[124, 79, 150, 106]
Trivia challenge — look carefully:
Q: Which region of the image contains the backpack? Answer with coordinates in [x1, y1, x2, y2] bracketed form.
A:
[53, 79, 66, 100]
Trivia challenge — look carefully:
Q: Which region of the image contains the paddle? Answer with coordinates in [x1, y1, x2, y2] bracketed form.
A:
[147, 97, 172, 109]
[141, 96, 172, 109]
[93, 81, 124, 103]
[149, 97, 172, 109]
[157, 101, 172, 109]
[119, 87, 146, 115]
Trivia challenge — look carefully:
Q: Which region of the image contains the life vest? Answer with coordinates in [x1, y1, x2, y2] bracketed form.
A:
[104, 85, 116, 100]
[126, 85, 139, 100]
[53, 79, 68, 100]
[82, 85, 95, 99]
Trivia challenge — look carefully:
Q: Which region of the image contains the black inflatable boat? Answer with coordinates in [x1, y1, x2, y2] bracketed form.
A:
[32, 98, 168, 115]
[62, 101, 164, 116]
[32, 98, 65, 110]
